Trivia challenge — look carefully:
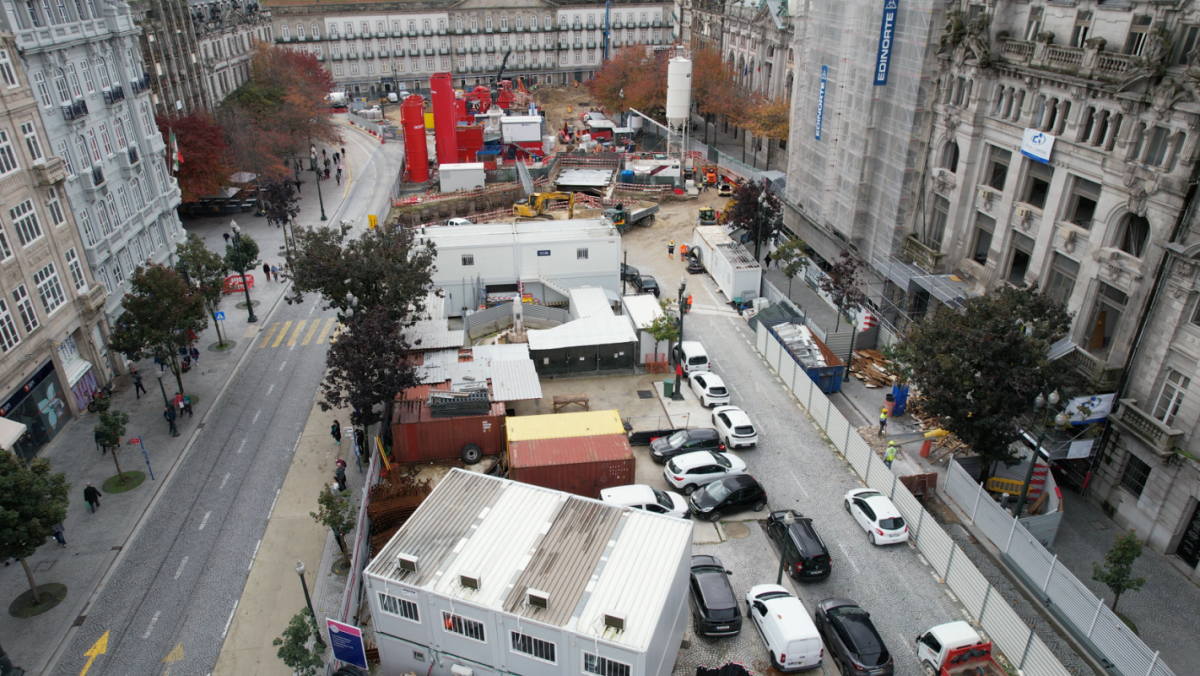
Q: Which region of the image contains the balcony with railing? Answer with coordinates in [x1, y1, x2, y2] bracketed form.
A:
[1112, 399, 1183, 459]
[33, 156, 66, 185]
[89, 165, 105, 189]
[130, 73, 152, 95]
[902, 233, 946, 273]
[1061, 346, 1123, 392]
[996, 37, 1141, 83]
[103, 86, 126, 104]
[62, 99, 89, 122]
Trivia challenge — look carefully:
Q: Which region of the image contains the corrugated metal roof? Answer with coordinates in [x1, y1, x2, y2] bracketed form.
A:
[425, 220, 618, 249]
[502, 498, 623, 625]
[368, 470, 504, 585]
[471, 343, 531, 363]
[570, 286, 614, 319]
[490, 359, 543, 401]
[575, 510, 693, 648]
[623, 294, 662, 329]
[556, 168, 614, 188]
[507, 410, 626, 441]
[509, 433, 633, 469]
[432, 482, 566, 606]
[527, 315, 637, 351]
[404, 319, 465, 351]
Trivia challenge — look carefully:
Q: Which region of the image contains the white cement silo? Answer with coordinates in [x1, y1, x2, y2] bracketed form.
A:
[665, 56, 693, 132]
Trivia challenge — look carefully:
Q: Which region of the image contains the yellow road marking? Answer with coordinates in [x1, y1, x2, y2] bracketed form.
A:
[287, 319, 307, 347]
[163, 643, 184, 662]
[301, 319, 321, 345]
[258, 323, 279, 348]
[330, 322, 343, 343]
[316, 317, 336, 344]
[79, 630, 108, 676]
[272, 321, 292, 348]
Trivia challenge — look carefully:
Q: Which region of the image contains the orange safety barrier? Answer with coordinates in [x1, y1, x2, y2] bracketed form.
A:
[223, 273, 255, 294]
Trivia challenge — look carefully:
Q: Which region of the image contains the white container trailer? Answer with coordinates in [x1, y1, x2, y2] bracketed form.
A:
[501, 115, 544, 143]
[439, 163, 486, 193]
[692, 226, 762, 302]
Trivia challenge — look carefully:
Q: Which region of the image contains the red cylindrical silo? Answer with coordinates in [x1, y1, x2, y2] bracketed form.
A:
[401, 95, 429, 183]
[430, 72, 459, 166]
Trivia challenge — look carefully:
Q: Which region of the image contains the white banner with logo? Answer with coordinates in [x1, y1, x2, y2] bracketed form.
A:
[1020, 128, 1055, 164]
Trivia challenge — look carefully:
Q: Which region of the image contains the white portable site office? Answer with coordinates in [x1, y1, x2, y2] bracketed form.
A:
[366, 469, 693, 676]
[691, 226, 762, 302]
[623, 293, 666, 363]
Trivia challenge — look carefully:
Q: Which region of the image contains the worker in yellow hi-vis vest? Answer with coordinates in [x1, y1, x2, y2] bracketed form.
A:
[878, 407, 889, 436]
[885, 440, 897, 469]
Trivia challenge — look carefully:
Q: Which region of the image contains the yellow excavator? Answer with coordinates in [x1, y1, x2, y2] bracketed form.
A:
[513, 192, 577, 220]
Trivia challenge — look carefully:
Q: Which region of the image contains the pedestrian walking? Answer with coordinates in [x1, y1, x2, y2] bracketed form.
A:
[332, 152, 339, 164]
[321, 148, 327, 159]
[335, 170, 341, 186]
[83, 483, 102, 513]
[340, 146, 346, 158]
[189, 345, 200, 365]
[877, 407, 889, 436]
[130, 367, 146, 399]
[271, 265, 279, 281]
[52, 522, 66, 547]
[354, 427, 366, 452]
[175, 393, 193, 417]
[263, 262, 272, 281]
[764, 252, 772, 268]
[164, 405, 179, 436]
[668, 239, 675, 260]
[324, 157, 331, 172]
[331, 419, 342, 445]
[884, 440, 897, 469]
[324, 167, 330, 180]
[223, 232, 231, 244]
[294, 179, 302, 194]
[334, 464, 348, 492]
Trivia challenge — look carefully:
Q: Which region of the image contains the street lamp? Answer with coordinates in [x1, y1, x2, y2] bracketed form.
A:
[229, 221, 258, 323]
[672, 277, 686, 402]
[310, 145, 327, 221]
[775, 510, 795, 584]
[294, 559, 326, 647]
[1013, 390, 1066, 517]
[156, 371, 179, 437]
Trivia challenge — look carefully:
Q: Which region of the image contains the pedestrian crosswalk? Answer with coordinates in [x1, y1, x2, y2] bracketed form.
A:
[257, 317, 342, 349]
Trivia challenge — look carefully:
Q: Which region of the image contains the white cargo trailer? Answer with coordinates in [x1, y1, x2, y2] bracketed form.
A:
[691, 226, 762, 302]
[439, 163, 486, 193]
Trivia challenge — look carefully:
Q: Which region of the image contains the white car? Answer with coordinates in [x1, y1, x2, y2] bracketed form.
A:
[600, 484, 689, 518]
[745, 584, 824, 672]
[712, 406, 758, 448]
[844, 488, 909, 545]
[690, 372, 731, 407]
[664, 450, 746, 495]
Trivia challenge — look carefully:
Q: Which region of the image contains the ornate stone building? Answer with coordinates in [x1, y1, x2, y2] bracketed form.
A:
[688, 0, 793, 100]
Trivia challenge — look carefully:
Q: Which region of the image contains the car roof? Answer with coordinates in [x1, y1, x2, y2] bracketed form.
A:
[680, 340, 705, 350]
[862, 494, 902, 518]
[672, 450, 727, 468]
[691, 554, 724, 569]
[727, 474, 758, 489]
[694, 568, 737, 609]
[693, 372, 725, 385]
[600, 485, 655, 504]
[789, 519, 826, 555]
[929, 621, 982, 648]
[837, 612, 885, 656]
[683, 427, 719, 439]
[715, 406, 752, 424]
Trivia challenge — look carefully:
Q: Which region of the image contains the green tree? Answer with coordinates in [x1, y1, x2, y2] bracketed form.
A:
[224, 231, 261, 276]
[772, 238, 810, 297]
[262, 181, 301, 253]
[310, 484, 356, 558]
[1093, 531, 1147, 613]
[176, 234, 230, 348]
[897, 285, 1074, 471]
[645, 300, 680, 364]
[0, 454, 69, 604]
[94, 409, 131, 485]
[321, 305, 418, 428]
[108, 264, 209, 397]
[272, 610, 326, 676]
[725, 180, 782, 260]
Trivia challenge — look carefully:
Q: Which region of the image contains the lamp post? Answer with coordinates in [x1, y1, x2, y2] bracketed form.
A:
[310, 145, 327, 221]
[156, 371, 179, 437]
[775, 510, 795, 584]
[1013, 390, 1066, 517]
[229, 221, 257, 323]
[294, 559, 325, 647]
[672, 277, 686, 401]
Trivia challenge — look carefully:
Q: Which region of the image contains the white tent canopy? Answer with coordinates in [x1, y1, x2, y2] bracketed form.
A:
[0, 416, 27, 451]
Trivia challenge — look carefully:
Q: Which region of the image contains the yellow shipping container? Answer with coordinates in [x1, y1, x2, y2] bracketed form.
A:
[506, 410, 625, 442]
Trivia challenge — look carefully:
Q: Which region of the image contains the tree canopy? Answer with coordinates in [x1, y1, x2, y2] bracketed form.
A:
[725, 179, 782, 252]
[311, 484, 356, 557]
[1093, 531, 1147, 614]
[176, 235, 230, 347]
[320, 305, 419, 428]
[157, 111, 229, 203]
[586, 49, 668, 118]
[224, 231, 261, 276]
[273, 610, 326, 676]
[819, 251, 867, 331]
[0, 454, 69, 603]
[95, 408, 131, 484]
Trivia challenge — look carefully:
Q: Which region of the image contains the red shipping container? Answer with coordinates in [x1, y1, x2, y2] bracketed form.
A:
[391, 400, 506, 463]
[507, 433, 635, 498]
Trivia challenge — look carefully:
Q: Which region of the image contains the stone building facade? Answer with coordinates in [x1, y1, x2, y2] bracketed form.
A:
[190, 0, 273, 105]
[262, 0, 676, 96]
[0, 30, 112, 459]
[689, 0, 792, 101]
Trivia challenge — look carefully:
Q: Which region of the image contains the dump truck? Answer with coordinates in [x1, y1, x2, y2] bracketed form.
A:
[605, 202, 658, 231]
[513, 192, 576, 219]
[916, 622, 1004, 676]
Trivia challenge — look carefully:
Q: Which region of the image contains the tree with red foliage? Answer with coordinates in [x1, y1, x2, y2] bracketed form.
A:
[157, 112, 228, 203]
[691, 44, 743, 144]
[586, 49, 667, 120]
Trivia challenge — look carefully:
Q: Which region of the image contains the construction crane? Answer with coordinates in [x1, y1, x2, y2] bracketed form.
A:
[513, 192, 577, 220]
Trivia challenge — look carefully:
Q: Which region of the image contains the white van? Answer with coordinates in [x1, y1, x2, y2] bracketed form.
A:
[673, 341, 710, 374]
[746, 584, 823, 672]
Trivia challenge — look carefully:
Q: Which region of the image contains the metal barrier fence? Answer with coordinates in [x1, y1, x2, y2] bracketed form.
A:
[339, 432, 383, 625]
[347, 110, 399, 140]
[945, 462, 1174, 676]
[464, 302, 571, 339]
[753, 320, 1075, 676]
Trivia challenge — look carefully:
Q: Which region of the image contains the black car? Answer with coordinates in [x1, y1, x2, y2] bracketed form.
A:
[766, 511, 832, 580]
[633, 275, 660, 297]
[689, 555, 742, 637]
[814, 598, 894, 676]
[688, 474, 767, 522]
[621, 262, 641, 283]
[650, 428, 724, 463]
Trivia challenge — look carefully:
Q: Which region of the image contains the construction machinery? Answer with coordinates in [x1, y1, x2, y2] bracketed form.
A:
[703, 167, 718, 185]
[513, 192, 577, 220]
[698, 207, 718, 225]
[604, 202, 659, 231]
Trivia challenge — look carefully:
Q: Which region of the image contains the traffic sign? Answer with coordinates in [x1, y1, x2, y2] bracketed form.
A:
[214, 311, 226, 321]
[326, 619, 368, 668]
[128, 437, 141, 445]
[368, 214, 378, 229]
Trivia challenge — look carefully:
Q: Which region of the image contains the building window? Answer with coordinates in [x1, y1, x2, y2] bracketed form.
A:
[1120, 454, 1151, 498]
[925, 195, 949, 250]
[442, 612, 485, 642]
[971, 213, 995, 265]
[378, 593, 419, 622]
[114, 118, 128, 148]
[32, 72, 51, 107]
[80, 60, 94, 92]
[1044, 253, 1079, 307]
[1125, 16, 1153, 56]
[1112, 214, 1150, 257]
[99, 123, 113, 156]
[1005, 232, 1035, 286]
[462, 254, 474, 266]
[33, 263, 65, 315]
[1085, 282, 1128, 355]
[97, 58, 111, 89]
[1025, 7, 1044, 41]
[20, 122, 43, 164]
[56, 141, 74, 177]
[65, 248, 86, 290]
[510, 632, 556, 664]
[10, 200, 42, 247]
[0, 299, 20, 351]
[105, 192, 120, 224]
[12, 285, 38, 332]
[983, 146, 1010, 191]
[1065, 177, 1101, 229]
[486, 17, 493, 30]
[78, 208, 96, 245]
[584, 654, 631, 676]
[577, 248, 589, 259]
[0, 49, 18, 88]
[1153, 369, 1190, 425]
[0, 130, 19, 176]
[45, 187, 65, 226]
[940, 141, 959, 173]
[1021, 161, 1053, 209]
[501, 16, 508, 29]
[1071, 11, 1093, 48]
[1178, 24, 1200, 65]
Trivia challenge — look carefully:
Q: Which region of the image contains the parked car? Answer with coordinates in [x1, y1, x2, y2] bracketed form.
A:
[712, 405, 758, 448]
[650, 428, 724, 463]
[844, 488, 909, 545]
[621, 262, 640, 283]
[664, 450, 746, 495]
[689, 474, 767, 521]
[689, 555, 742, 637]
[815, 598, 894, 676]
[672, 341, 710, 374]
[745, 584, 824, 672]
[633, 274, 660, 297]
[600, 484, 689, 518]
[766, 511, 832, 581]
[689, 372, 731, 407]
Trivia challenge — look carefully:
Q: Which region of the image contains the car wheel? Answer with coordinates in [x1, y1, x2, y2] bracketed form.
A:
[683, 484, 698, 496]
[844, 500, 851, 513]
[868, 531, 877, 545]
[753, 500, 766, 512]
[922, 660, 936, 676]
[461, 443, 483, 465]
[708, 511, 721, 522]
[770, 653, 782, 671]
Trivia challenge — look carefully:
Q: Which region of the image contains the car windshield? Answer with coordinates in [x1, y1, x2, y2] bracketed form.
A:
[666, 431, 688, 448]
[829, 605, 869, 619]
[709, 387, 728, 395]
[642, 278, 658, 287]
[879, 516, 906, 530]
[652, 488, 674, 509]
[711, 452, 731, 468]
[733, 425, 755, 436]
[705, 480, 732, 502]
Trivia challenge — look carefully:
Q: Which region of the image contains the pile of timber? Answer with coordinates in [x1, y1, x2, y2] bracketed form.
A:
[849, 349, 895, 388]
[367, 475, 433, 556]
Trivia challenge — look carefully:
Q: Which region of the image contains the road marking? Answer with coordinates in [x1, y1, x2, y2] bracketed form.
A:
[266, 384, 275, 396]
[788, 470, 810, 498]
[164, 643, 184, 662]
[268, 488, 280, 518]
[237, 438, 247, 454]
[258, 322, 279, 348]
[219, 473, 230, 490]
[301, 318, 321, 345]
[173, 556, 189, 579]
[222, 600, 239, 638]
[287, 319, 307, 348]
[79, 630, 108, 676]
[252, 409, 261, 424]
[308, 304, 316, 315]
[142, 610, 161, 639]
[198, 511, 212, 530]
[279, 360, 287, 371]
[250, 539, 262, 570]
[271, 320, 292, 348]
[316, 317, 336, 343]
[836, 543, 861, 575]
